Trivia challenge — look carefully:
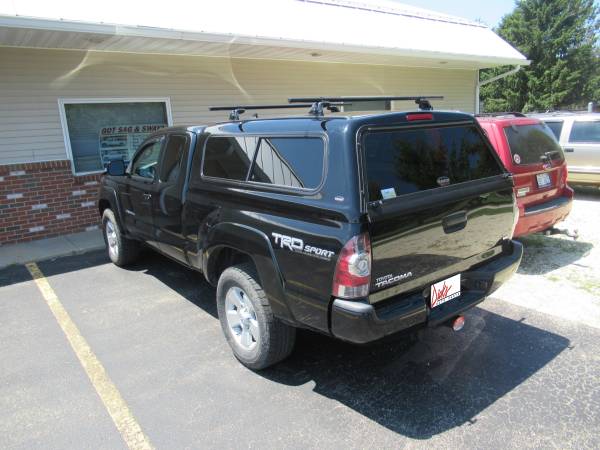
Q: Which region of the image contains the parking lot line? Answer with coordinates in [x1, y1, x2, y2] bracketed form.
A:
[25, 262, 153, 450]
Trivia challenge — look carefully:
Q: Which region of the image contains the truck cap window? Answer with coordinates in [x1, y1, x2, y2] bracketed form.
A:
[203, 136, 255, 181]
[364, 125, 502, 201]
[250, 137, 324, 189]
[504, 124, 564, 165]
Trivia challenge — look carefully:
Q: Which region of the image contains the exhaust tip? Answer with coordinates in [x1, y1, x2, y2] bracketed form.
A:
[452, 315, 465, 332]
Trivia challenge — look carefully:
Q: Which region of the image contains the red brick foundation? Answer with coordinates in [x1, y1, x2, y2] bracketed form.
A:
[0, 160, 102, 245]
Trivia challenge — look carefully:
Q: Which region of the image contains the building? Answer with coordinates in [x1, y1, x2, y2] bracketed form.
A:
[0, 0, 528, 245]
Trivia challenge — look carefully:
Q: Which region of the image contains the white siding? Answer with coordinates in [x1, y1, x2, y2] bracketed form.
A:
[0, 47, 477, 166]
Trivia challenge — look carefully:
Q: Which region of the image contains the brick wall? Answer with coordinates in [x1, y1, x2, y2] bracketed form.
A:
[0, 160, 102, 245]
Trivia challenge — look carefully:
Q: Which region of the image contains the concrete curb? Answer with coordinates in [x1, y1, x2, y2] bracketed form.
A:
[0, 229, 105, 269]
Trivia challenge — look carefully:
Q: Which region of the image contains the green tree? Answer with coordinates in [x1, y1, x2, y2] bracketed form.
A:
[480, 0, 599, 112]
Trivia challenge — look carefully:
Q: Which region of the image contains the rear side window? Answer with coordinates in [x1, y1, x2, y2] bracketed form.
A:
[544, 121, 563, 140]
[504, 124, 564, 165]
[363, 125, 502, 201]
[569, 121, 600, 143]
[203, 137, 255, 181]
[250, 137, 324, 189]
[202, 135, 324, 190]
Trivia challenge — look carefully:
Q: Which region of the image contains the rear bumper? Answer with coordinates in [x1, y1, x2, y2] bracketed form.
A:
[330, 240, 523, 344]
[513, 190, 573, 237]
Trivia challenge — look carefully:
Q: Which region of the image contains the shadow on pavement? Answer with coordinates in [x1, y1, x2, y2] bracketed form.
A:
[516, 234, 593, 275]
[128, 249, 218, 319]
[22, 248, 570, 439]
[0, 264, 33, 287]
[259, 308, 569, 439]
[572, 185, 600, 200]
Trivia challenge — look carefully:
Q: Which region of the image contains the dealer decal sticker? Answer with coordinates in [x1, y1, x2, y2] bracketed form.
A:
[430, 274, 461, 308]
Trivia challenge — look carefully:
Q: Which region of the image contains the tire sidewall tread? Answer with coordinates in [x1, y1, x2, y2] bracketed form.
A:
[217, 263, 295, 370]
[101, 208, 139, 266]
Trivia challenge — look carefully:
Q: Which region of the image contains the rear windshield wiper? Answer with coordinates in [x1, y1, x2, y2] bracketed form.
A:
[540, 150, 561, 162]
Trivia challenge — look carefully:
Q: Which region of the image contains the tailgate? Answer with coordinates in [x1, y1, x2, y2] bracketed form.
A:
[361, 122, 516, 303]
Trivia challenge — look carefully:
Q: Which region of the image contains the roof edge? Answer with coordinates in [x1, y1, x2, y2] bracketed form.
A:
[0, 14, 530, 67]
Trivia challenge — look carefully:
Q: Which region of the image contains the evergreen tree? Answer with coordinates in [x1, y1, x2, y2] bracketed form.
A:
[480, 0, 599, 112]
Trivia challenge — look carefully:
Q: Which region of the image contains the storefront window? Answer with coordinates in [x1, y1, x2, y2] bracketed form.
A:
[61, 100, 170, 174]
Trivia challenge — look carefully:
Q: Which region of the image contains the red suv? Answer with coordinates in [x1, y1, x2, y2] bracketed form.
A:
[477, 114, 573, 237]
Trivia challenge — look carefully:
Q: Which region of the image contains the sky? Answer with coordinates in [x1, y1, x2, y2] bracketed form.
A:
[391, 0, 517, 27]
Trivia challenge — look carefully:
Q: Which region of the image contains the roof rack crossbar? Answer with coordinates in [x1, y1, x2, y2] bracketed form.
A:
[209, 103, 315, 120]
[289, 95, 443, 112]
[209, 102, 348, 120]
[288, 95, 443, 103]
[209, 104, 314, 111]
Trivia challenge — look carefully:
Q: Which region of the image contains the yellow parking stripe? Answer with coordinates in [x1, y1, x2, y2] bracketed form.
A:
[25, 262, 153, 450]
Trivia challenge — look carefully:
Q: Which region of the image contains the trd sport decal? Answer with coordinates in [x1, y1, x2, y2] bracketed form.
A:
[272, 232, 334, 261]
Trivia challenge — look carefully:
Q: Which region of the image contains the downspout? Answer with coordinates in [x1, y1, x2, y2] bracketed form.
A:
[475, 65, 522, 114]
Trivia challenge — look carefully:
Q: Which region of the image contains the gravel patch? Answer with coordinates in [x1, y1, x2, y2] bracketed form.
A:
[492, 187, 600, 328]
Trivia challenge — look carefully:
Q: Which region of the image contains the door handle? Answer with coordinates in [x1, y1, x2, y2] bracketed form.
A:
[442, 211, 467, 234]
[143, 193, 152, 200]
[564, 148, 574, 152]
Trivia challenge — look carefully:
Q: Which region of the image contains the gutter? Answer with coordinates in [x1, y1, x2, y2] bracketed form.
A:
[475, 65, 523, 114]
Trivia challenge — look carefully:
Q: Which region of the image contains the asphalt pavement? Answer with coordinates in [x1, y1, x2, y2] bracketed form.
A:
[0, 248, 599, 449]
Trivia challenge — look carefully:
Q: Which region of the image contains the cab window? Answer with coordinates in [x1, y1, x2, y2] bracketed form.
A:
[131, 140, 162, 179]
[160, 135, 189, 182]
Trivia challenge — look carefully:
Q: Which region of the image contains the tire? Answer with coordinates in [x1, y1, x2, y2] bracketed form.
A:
[101, 208, 140, 266]
[217, 263, 296, 370]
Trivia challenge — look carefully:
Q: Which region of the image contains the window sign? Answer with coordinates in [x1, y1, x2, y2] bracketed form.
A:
[60, 100, 170, 174]
[99, 124, 166, 167]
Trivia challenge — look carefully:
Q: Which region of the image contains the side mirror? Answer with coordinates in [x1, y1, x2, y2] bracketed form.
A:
[107, 160, 126, 176]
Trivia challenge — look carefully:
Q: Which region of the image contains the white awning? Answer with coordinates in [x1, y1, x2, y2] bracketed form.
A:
[0, 0, 528, 69]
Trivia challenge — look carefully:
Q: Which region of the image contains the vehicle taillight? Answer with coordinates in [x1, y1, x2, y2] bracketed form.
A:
[332, 233, 371, 299]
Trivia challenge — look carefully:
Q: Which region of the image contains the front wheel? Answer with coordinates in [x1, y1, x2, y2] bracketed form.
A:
[217, 264, 296, 370]
[102, 208, 140, 266]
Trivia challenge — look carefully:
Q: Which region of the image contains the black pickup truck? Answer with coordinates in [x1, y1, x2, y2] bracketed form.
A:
[98, 97, 523, 369]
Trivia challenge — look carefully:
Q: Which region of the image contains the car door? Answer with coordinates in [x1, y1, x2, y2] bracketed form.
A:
[153, 133, 192, 263]
[562, 118, 600, 172]
[123, 138, 164, 244]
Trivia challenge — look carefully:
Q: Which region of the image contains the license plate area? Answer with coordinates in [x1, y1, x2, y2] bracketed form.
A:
[536, 172, 551, 188]
[431, 274, 461, 308]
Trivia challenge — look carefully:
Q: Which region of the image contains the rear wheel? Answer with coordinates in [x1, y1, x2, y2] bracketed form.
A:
[102, 208, 139, 266]
[217, 263, 296, 370]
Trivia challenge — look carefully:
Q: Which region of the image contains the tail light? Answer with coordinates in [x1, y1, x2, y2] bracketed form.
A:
[332, 233, 372, 299]
[406, 113, 433, 121]
[562, 166, 568, 186]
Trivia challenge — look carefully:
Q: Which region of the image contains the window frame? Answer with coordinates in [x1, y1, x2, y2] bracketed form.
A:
[57, 97, 173, 176]
[199, 132, 328, 195]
